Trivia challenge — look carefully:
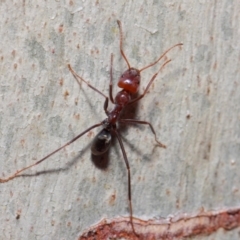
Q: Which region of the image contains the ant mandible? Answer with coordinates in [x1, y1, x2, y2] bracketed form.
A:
[0, 20, 182, 236]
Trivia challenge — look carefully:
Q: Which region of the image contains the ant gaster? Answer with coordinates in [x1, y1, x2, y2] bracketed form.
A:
[0, 20, 182, 236]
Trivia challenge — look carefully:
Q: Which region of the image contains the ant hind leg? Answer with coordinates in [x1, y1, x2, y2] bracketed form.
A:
[0, 123, 102, 183]
[113, 127, 139, 237]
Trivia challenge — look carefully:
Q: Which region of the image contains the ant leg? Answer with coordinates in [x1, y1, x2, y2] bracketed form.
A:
[68, 64, 109, 114]
[0, 123, 102, 183]
[119, 119, 166, 148]
[113, 128, 138, 237]
[129, 59, 171, 105]
[109, 54, 115, 104]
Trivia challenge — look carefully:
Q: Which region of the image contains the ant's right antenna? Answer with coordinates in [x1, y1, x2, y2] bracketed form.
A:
[139, 43, 183, 72]
[117, 20, 131, 70]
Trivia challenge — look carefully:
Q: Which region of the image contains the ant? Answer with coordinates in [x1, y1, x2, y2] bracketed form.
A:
[0, 20, 182, 236]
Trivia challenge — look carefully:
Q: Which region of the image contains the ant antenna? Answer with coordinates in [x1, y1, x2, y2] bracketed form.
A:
[117, 20, 131, 69]
[139, 43, 183, 72]
[117, 19, 182, 73]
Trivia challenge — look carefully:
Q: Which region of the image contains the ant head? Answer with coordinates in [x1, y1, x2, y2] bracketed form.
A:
[117, 68, 140, 94]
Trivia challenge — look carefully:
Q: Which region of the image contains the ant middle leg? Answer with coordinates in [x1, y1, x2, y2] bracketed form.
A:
[119, 119, 166, 148]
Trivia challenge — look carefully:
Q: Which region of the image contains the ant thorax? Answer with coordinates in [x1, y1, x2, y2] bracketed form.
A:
[114, 90, 131, 106]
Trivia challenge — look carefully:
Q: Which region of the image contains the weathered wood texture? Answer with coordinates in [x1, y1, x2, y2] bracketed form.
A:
[0, 1, 239, 239]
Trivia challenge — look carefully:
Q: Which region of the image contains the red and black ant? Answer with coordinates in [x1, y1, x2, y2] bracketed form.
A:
[0, 20, 182, 236]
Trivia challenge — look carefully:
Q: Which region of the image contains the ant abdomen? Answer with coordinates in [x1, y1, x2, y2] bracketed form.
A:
[91, 128, 112, 156]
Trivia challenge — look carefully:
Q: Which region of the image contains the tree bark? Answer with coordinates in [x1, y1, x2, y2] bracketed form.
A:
[0, 1, 239, 239]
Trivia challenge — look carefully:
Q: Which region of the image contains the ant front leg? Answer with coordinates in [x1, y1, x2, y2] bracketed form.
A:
[68, 64, 109, 115]
[119, 119, 166, 148]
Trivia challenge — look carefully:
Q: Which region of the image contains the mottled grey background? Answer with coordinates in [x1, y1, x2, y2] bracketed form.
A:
[0, 1, 239, 239]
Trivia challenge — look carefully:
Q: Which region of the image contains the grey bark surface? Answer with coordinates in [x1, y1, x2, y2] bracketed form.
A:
[0, 1, 239, 240]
